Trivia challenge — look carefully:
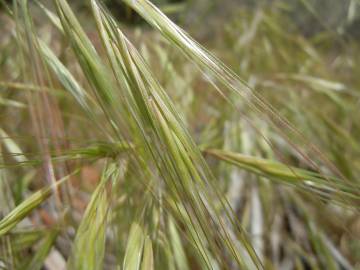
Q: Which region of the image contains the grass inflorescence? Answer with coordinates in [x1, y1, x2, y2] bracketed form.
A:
[0, 0, 359, 269]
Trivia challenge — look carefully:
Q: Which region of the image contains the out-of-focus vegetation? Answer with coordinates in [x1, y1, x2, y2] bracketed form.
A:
[0, 0, 359, 269]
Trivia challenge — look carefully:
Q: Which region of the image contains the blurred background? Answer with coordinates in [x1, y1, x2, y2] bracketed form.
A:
[0, 0, 359, 269]
[72, 0, 360, 37]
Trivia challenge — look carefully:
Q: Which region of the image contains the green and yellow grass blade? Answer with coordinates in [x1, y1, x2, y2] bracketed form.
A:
[141, 236, 154, 270]
[206, 148, 360, 207]
[67, 166, 113, 270]
[123, 223, 145, 270]
[0, 172, 74, 237]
